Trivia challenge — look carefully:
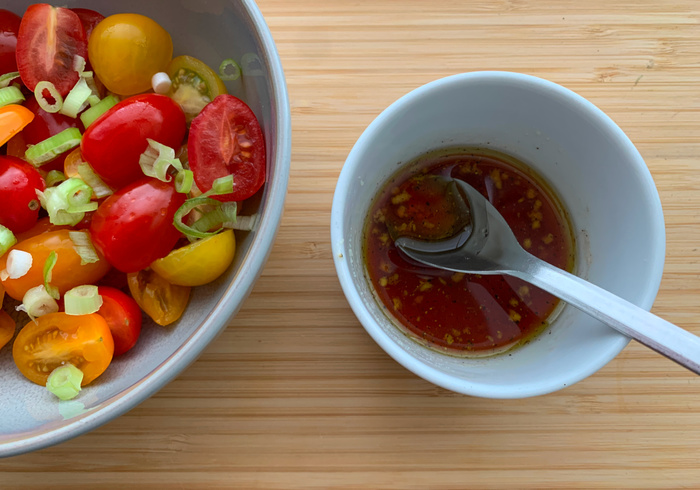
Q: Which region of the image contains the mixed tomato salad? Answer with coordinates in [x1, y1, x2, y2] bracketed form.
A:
[0, 4, 266, 401]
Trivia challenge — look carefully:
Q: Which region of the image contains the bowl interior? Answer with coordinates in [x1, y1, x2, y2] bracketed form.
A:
[0, 0, 290, 456]
[332, 72, 665, 398]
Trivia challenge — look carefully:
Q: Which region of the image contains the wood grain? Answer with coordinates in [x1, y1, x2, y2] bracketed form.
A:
[2, 0, 700, 487]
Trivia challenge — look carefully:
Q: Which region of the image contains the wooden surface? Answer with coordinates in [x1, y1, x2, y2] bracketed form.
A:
[3, 0, 700, 487]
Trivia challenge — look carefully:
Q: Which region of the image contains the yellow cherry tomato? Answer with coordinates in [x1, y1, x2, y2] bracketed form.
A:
[150, 229, 236, 287]
[127, 269, 190, 326]
[89, 14, 173, 96]
[0, 310, 15, 352]
[166, 55, 228, 123]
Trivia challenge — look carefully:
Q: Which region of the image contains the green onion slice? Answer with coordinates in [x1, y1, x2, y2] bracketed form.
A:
[46, 364, 84, 401]
[25, 127, 82, 167]
[45, 170, 67, 187]
[37, 177, 96, 226]
[59, 77, 92, 118]
[43, 251, 59, 300]
[225, 213, 259, 231]
[73, 55, 86, 74]
[0, 71, 20, 88]
[68, 231, 100, 265]
[175, 169, 194, 193]
[77, 162, 113, 198]
[64, 285, 103, 316]
[17, 284, 59, 320]
[218, 58, 241, 81]
[34, 81, 63, 113]
[0, 224, 16, 258]
[80, 94, 119, 128]
[200, 175, 234, 197]
[173, 197, 238, 239]
[139, 138, 183, 182]
[0, 85, 25, 107]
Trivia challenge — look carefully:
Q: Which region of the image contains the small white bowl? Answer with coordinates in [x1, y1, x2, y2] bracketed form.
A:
[331, 71, 665, 399]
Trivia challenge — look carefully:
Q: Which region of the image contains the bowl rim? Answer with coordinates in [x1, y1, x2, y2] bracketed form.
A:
[0, 0, 292, 458]
[331, 70, 666, 399]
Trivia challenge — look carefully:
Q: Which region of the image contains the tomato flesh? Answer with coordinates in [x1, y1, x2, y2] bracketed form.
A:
[16, 4, 87, 96]
[81, 94, 186, 190]
[97, 286, 142, 356]
[127, 269, 190, 326]
[188, 94, 266, 202]
[89, 178, 186, 273]
[13, 312, 114, 386]
[0, 9, 20, 75]
[0, 155, 46, 234]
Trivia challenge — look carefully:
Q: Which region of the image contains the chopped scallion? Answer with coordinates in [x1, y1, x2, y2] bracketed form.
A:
[68, 231, 100, 265]
[0, 85, 25, 107]
[0, 224, 16, 258]
[64, 285, 103, 315]
[225, 213, 259, 231]
[173, 197, 225, 239]
[18, 284, 59, 319]
[139, 138, 183, 182]
[80, 94, 119, 127]
[173, 197, 238, 239]
[218, 58, 241, 81]
[46, 364, 83, 401]
[37, 177, 96, 226]
[0, 72, 20, 88]
[34, 81, 63, 113]
[73, 55, 87, 74]
[201, 175, 234, 197]
[77, 162, 113, 198]
[43, 251, 59, 300]
[59, 77, 92, 118]
[175, 169, 194, 193]
[25, 127, 82, 167]
[151, 72, 172, 94]
[45, 170, 67, 187]
[5, 249, 32, 279]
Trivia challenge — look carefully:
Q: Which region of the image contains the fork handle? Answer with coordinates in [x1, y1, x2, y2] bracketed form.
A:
[514, 256, 700, 374]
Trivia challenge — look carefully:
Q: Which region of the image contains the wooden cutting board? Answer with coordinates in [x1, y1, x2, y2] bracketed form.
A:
[3, 0, 700, 487]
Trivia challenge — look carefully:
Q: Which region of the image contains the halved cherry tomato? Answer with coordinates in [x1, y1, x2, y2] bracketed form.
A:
[16, 4, 87, 96]
[0, 155, 46, 234]
[81, 94, 186, 189]
[0, 9, 21, 75]
[71, 8, 104, 55]
[97, 286, 142, 356]
[88, 13, 172, 96]
[20, 96, 85, 172]
[0, 104, 34, 148]
[151, 229, 236, 287]
[166, 55, 227, 123]
[0, 229, 111, 301]
[0, 309, 13, 352]
[89, 178, 186, 273]
[188, 94, 266, 202]
[127, 269, 190, 326]
[12, 312, 114, 386]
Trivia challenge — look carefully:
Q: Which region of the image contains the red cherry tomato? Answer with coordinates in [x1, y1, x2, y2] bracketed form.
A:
[70, 8, 105, 69]
[0, 155, 46, 234]
[20, 96, 84, 172]
[16, 4, 87, 96]
[97, 286, 142, 356]
[188, 94, 266, 202]
[90, 178, 186, 273]
[81, 94, 186, 190]
[0, 9, 20, 75]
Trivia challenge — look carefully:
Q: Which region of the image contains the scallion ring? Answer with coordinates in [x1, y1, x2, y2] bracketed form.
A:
[34, 81, 63, 113]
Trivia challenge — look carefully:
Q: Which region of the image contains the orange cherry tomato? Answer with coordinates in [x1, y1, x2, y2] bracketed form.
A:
[0, 104, 34, 147]
[127, 269, 190, 326]
[13, 217, 72, 243]
[0, 229, 111, 301]
[0, 310, 14, 352]
[13, 312, 114, 386]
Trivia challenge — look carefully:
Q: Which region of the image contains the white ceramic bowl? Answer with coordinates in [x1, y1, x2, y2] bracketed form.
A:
[0, 0, 290, 457]
[331, 71, 665, 399]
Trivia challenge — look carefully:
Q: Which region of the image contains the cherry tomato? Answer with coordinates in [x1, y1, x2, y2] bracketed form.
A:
[81, 94, 186, 189]
[166, 55, 228, 123]
[189, 94, 266, 202]
[12, 312, 113, 386]
[89, 178, 186, 273]
[127, 269, 190, 326]
[0, 155, 46, 234]
[70, 8, 104, 50]
[16, 4, 87, 96]
[0, 104, 34, 148]
[151, 229, 236, 287]
[88, 13, 172, 96]
[97, 286, 142, 356]
[0, 229, 111, 301]
[20, 96, 84, 172]
[13, 217, 71, 243]
[0, 9, 20, 75]
[0, 309, 13, 352]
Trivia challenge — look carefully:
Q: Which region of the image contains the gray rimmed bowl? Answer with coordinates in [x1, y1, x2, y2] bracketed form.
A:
[0, 0, 290, 457]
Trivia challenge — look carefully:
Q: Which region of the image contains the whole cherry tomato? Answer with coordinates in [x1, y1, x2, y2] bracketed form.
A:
[188, 94, 266, 202]
[81, 94, 186, 189]
[97, 286, 142, 356]
[0, 229, 111, 301]
[89, 178, 186, 273]
[16, 4, 87, 96]
[0, 155, 46, 234]
[13, 312, 114, 386]
[0, 9, 20, 75]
